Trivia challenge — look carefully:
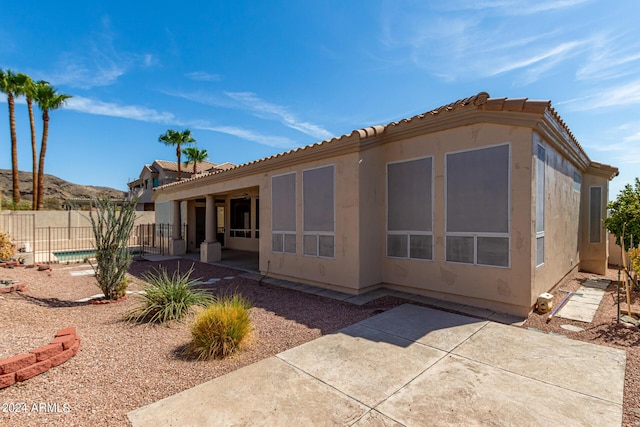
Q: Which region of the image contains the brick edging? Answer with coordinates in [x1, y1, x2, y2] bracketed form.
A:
[0, 328, 80, 389]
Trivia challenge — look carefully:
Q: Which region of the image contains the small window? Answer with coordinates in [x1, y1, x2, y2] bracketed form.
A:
[386, 157, 433, 260]
[230, 198, 251, 238]
[536, 145, 545, 267]
[445, 144, 510, 267]
[573, 172, 581, 193]
[271, 173, 296, 254]
[303, 165, 335, 258]
[589, 186, 602, 244]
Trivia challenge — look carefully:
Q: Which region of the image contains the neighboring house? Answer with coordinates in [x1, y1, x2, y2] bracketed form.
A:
[152, 92, 618, 316]
[127, 160, 235, 211]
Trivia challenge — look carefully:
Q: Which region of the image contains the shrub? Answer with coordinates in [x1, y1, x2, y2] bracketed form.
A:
[189, 294, 252, 360]
[126, 265, 214, 324]
[630, 247, 640, 276]
[89, 197, 137, 300]
[0, 232, 15, 260]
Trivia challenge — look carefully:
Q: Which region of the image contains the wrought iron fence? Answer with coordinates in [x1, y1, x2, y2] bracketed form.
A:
[0, 218, 185, 264]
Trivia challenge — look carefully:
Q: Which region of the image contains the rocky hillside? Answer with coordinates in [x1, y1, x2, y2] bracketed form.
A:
[0, 169, 126, 207]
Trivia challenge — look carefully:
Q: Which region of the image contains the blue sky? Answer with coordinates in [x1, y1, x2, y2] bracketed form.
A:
[0, 0, 638, 198]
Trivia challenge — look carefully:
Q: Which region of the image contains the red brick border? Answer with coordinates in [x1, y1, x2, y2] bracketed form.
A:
[0, 328, 80, 389]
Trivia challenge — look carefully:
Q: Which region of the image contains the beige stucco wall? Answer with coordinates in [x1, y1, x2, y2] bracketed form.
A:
[530, 132, 582, 300]
[260, 153, 362, 293]
[373, 123, 533, 315]
[152, 112, 615, 317]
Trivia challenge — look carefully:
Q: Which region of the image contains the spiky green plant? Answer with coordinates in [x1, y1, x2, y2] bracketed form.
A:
[126, 265, 214, 324]
[189, 294, 252, 360]
[89, 197, 137, 300]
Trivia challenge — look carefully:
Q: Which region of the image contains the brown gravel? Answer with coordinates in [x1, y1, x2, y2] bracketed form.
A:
[0, 260, 407, 427]
[522, 268, 640, 427]
[1, 261, 639, 426]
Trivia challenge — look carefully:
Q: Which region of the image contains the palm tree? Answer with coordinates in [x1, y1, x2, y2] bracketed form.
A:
[20, 74, 39, 209]
[158, 129, 195, 180]
[0, 69, 27, 204]
[33, 82, 71, 210]
[182, 147, 209, 174]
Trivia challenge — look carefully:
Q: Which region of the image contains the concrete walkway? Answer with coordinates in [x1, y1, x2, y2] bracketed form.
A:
[128, 304, 626, 427]
[557, 278, 611, 323]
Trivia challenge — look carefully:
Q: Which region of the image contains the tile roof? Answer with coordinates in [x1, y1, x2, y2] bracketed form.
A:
[158, 92, 606, 189]
[153, 160, 219, 172]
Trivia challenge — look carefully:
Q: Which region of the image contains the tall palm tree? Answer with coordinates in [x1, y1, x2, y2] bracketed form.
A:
[182, 147, 209, 174]
[20, 74, 39, 209]
[33, 82, 71, 210]
[158, 129, 195, 180]
[0, 69, 26, 204]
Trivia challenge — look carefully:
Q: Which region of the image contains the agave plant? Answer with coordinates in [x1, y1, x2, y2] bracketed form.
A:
[126, 264, 214, 324]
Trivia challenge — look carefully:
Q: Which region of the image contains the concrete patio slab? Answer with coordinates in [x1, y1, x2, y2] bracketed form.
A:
[453, 321, 626, 403]
[378, 354, 622, 427]
[127, 357, 367, 427]
[557, 284, 606, 323]
[278, 323, 446, 407]
[351, 410, 403, 426]
[128, 304, 626, 427]
[358, 304, 487, 352]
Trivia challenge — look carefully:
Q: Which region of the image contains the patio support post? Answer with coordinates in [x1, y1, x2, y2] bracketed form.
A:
[201, 194, 221, 263]
[170, 200, 186, 255]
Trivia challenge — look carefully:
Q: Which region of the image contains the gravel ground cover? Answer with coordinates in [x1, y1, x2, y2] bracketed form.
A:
[523, 268, 640, 427]
[0, 259, 406, 426]
[0, 260, 638, 426]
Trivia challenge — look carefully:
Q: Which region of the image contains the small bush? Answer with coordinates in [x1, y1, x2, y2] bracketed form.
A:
[126, 265, 214, 324]
[630, 247, 640, 276]
[189, 294, 252, 360]
[0, 232, 15, 261]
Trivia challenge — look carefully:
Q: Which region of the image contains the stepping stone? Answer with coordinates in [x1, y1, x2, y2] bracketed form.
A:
[561, 324, 585, 332]
[223, 276, 235, 280]
[70, 270, 95, 276]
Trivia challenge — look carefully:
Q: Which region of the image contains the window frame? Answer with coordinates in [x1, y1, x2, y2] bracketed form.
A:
[271, 172, 297, 254]
[444, 143, 512, 268]
[302, 164, 336, 259]
[535, 144, 545, 268]
[385, 156, 434, 261]
[589, 185, 603, 244]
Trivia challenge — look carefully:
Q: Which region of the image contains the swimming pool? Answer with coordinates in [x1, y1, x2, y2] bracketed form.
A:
[52, 249, 145, 262]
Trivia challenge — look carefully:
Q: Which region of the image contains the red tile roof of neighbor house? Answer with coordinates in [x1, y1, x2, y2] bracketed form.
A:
[158, 92, 616, 189]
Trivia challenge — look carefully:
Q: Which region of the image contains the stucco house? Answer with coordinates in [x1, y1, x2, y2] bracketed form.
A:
[128, 160, 235, 211]
[152, 92, 618, 316]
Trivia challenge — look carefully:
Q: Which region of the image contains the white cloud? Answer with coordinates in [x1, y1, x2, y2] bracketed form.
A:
[566, 79, 640, 111]
[439, 0, 591, 15]
[194, 124, 296, 149]
[225, 92, 333, 140]
[65, 96, 176, 123]
[185, 71, 222, 82]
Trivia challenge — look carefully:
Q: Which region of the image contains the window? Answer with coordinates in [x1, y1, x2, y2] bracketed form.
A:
[230, 198, 251, 238]
[303, 165, 334, 258]
[152, 177, 159, 187]
[255, 198, 260, 239]
[573, 172, 581, 193]
[536, 145, 545, 267]
[589, 186, 602, 243]
[272, 173, 296, 253]
[445, 144, 510, 267]
[386, 157, 433, 260]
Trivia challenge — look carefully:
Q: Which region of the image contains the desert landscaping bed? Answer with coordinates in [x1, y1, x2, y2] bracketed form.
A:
[0, 260, 638, 426]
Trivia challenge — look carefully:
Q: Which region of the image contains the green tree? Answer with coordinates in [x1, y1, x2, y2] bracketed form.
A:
[89, 197, 137, 300]
[604, 178, 640, 250]
[0, 69, 27, 204]
[33, 82, 72, 210]
[182, 146, 209, 174]
[158, 129, 195, 180]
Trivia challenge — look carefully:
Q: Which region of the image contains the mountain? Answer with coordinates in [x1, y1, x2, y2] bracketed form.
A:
[0, 169, 126, 207]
